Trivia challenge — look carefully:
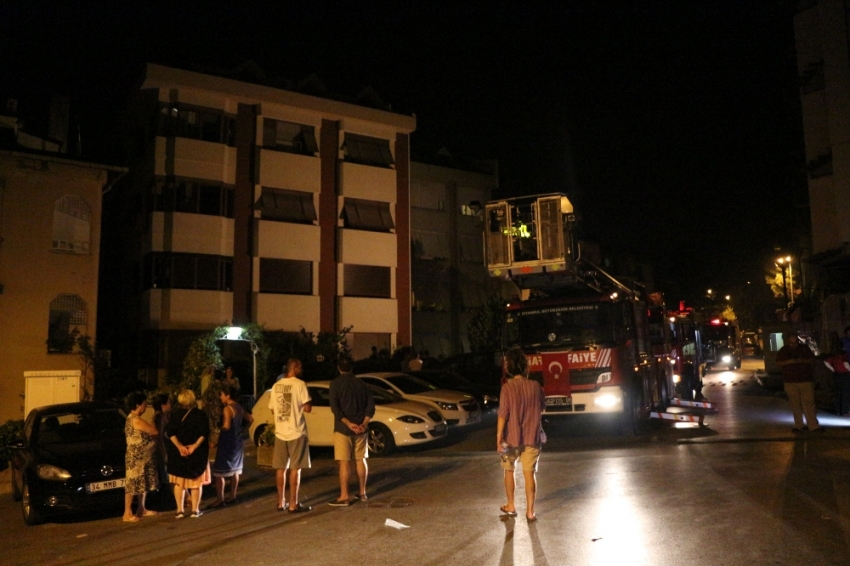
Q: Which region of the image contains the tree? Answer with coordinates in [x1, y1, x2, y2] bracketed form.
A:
[467, 296, 505, 352]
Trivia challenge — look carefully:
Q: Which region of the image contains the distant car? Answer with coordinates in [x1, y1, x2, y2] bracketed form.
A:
[249, 381, 447, 456]
[8, 401, 128, 525]
[407, 369, 499, 410]
[357, 372, 482, 426]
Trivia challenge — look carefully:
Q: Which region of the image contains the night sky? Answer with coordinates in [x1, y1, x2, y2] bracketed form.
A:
[0, 1, 806, 305]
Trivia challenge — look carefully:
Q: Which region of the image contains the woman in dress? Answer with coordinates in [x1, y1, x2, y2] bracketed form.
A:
[209, 385, 253, 507]
[123, 392, 160, 522]
[166, 389, 210, 519]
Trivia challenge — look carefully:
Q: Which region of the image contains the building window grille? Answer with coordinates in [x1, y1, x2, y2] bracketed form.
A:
[259, 258, 312, 294]
[344, 264, 391, 298]
[262, 119, 318, 155]
[48, 294, 87, 353]
[52, 195, 91, 254]
[342, 198, 394, 232]
[342, 133, 394, 167]
[256, 188, 317, 224]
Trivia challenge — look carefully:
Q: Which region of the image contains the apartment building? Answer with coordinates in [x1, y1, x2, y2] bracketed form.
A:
[0, 102, 125, 420]
[409, 160, 498, 357]
[794, 1, 850, 335]
[102, 64, 415, 383]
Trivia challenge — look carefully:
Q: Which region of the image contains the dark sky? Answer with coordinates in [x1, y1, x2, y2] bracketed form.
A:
[0, 1, 807, 304]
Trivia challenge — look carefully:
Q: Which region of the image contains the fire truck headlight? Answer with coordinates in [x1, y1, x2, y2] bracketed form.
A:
[594, 394, 620, 408]
[672, 374, 681, 383]
[596, 372, 612, 384]
[669, 359, 677, 365]
[721, 355, 732, 364]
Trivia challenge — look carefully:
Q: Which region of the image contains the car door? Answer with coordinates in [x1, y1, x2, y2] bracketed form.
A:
[304, 386, 335, 446]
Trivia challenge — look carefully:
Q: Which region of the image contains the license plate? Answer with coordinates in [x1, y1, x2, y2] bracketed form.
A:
[546, 396, 571, 407]
[86, 479, 125, 493]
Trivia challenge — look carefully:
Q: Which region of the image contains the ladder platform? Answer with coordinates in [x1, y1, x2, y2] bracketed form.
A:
[669, 398, 717, 411]
[650, 410, 707, 425]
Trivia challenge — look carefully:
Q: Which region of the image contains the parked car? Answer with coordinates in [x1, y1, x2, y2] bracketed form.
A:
[406, 369, 499, 410]
[249, 381, 447, 456]
[356, 372, 482, 426]
[8, 401, 128, 525]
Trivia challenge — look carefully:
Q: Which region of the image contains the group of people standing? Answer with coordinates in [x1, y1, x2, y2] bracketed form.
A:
[122, 369, 252, 522]
[268, 357, 376, 512]
[121, 347, 549, 523]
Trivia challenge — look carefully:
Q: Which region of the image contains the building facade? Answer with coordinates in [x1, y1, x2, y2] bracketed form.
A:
[410, 160, 498, 357]
[794, 0, 850, 339]
[102, 64, 415, 383]
[0, 148, 123, 421]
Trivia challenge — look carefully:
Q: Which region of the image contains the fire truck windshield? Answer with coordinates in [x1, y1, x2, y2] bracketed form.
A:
[505, 303, 616, 350]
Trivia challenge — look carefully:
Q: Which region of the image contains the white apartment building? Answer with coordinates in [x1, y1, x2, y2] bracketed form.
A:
[104, 64, 415, 381]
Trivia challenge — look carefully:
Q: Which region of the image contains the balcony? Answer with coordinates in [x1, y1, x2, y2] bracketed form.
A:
[258, 149, 321, 192]
[146, 289, 232, 329]
[256, 220, 320, 261]
[154, 137, 237, 184]
[255, 294, 320, 333]
[338, 297, 398, 333]
[149, 212, 233, 255]
[339, 228, 397, 267]
[339, 161, 396, 202]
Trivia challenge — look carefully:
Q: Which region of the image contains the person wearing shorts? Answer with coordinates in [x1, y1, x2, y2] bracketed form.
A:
[269, 359, 313, 513]
[497, 346, 546, 522]
[328, 357, 375, 506]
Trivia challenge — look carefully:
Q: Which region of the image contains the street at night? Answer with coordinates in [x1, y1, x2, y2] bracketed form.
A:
[4, 360, 850, 566]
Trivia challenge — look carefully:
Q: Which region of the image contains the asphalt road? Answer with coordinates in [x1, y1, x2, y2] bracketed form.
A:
[5, 358, 850, 566]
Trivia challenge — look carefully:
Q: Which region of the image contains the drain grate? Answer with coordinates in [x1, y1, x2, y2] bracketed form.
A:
[366, 497, 415, 508]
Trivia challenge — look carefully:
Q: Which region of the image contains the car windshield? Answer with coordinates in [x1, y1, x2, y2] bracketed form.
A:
[385, 374, 439, 394]
[36, 408, 126, 445]
[366, 384, 405, 405]
[505, 302, 616, 349]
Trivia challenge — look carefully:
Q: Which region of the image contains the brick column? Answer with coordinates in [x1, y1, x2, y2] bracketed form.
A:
[319, 120, 340, 332]
[232, 104, 257, 325]
[395, 133, 412, 345]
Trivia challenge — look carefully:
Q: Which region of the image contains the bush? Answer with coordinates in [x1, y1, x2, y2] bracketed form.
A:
[0, 419, 25, 471]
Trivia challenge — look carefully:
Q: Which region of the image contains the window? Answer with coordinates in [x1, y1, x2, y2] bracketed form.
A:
[344, 264, 391, 298]
[143, 253, 232, 291]
[259, 259, 312, 294]
[410, 179, 446, 210]
[48, 294, 87, 353]
[157, 104, 236, 146]
[412, 230, 449, 259]
[262, 119, 318, 155]
[152, 179, 234, 218]
[52, 196, 91, 254]
[256, 188, 317, 224]
[342, 133, 394, 167]
[342, 198, 394, 232]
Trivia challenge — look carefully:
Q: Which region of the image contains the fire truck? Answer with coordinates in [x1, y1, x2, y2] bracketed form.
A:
[484, 193, 713, 432]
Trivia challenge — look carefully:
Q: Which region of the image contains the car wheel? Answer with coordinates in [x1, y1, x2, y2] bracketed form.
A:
[367, 423, 396, 457]
[253, 424, 268, 447]
[22, 479, 43, 526]
[11, 467, 22, 502]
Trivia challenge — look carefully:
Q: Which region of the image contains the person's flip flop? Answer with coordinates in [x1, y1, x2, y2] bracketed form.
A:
[123, 516, 140, 522]
[141, 510, 158, 516]
[499, 506, 517, 517]
[527, 515, 538, 523]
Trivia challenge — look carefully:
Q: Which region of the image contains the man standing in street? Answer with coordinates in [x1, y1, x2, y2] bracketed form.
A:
[776, 332, 822, 432]
[497, 346, 546, 523]
[269, 359, 313, 513]
[328, 357, 375, 506]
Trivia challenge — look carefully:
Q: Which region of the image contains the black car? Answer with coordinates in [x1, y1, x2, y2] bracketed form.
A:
[8, 401, 128, 525]
[407, 370, 500, 410]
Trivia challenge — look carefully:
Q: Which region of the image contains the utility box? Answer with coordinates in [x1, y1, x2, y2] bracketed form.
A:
[24, 370, 82, 417]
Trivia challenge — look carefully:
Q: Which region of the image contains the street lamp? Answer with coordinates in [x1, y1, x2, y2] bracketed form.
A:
[776, 258, 789, 306]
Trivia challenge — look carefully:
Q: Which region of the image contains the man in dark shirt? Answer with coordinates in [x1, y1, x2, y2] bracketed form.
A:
[776, 332, 822, 432]
[328, 357, 375, 506]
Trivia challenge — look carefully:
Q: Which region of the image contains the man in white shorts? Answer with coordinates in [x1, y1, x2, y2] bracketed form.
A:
[270, 359, 312, 513]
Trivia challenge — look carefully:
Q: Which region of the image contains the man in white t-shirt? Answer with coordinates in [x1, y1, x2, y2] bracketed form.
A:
[269, 359, 312, 513]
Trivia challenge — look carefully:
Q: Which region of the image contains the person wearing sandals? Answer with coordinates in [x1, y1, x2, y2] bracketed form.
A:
[123, 392, 160, 522]
[270, 359, 313, 513]
[496, 346, 546, 522]
[166, 389, 210, 519]
[209, 385, 253, 508]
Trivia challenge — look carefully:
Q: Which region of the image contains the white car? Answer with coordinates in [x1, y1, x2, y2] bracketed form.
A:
[356, 372, 481, 426]
[249, 381, 447, 456]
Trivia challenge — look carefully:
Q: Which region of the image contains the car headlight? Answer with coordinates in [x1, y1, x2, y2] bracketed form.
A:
[672, 374, 681, 383]
[37, 464, 72, 481]
[483, 394, 498, 404]
[397, 415, 425, 424]
[594, 394, 620, 408]
[596, 371, 612, 384]
[721, 355, 732, 363]
[434, 401, 458, 411]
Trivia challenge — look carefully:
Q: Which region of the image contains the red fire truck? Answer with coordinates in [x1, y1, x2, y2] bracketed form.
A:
[485, 193, 712, 432]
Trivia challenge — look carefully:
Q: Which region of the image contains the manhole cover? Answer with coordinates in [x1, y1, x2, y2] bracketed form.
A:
[366, 497, 415, 508]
